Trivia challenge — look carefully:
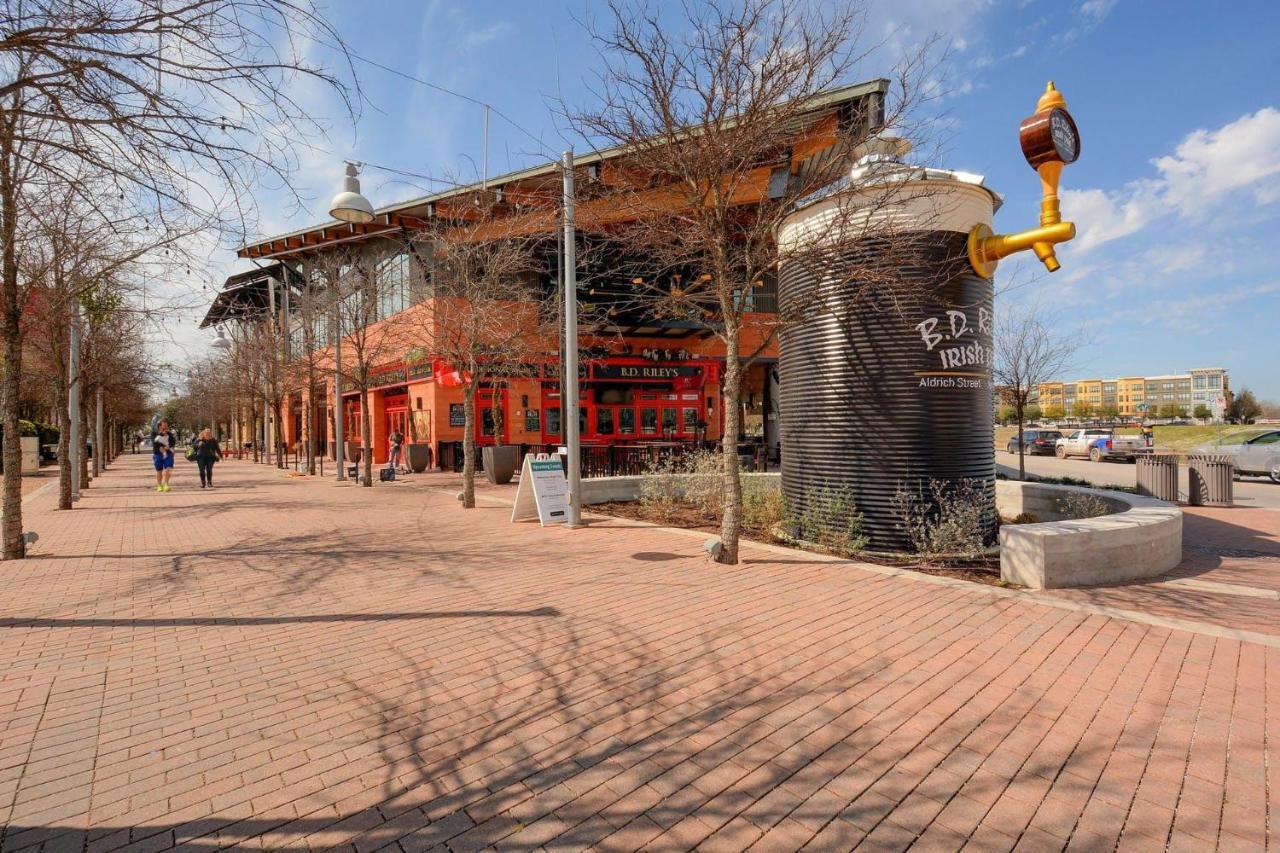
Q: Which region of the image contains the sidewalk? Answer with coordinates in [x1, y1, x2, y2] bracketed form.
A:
[0, 455, 1276, 851]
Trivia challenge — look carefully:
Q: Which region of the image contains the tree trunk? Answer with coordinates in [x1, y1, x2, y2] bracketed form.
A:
[360, 388, 373, 487]
[1016, 407, 1026, 481]
[718, 316, 744, 565]
[55, 373, 71, 510]
[78, 393, 89, 489]
[275, 397, 286, 469]
[461, 382, 476, 508]
[253, 404, 261, 463]
[0, 135, 23, 559]
[305, 371, 317, 476]
[91, 387, 101, 479]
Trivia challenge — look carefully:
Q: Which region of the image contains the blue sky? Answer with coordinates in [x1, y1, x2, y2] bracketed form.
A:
[185, 0, 1280, 399]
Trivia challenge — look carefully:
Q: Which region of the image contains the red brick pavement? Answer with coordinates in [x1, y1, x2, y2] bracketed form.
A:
[0, 455, 1276, 851]
[1042, 506, 1280, 639]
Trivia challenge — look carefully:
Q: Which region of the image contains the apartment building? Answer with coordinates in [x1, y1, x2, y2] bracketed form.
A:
[1031, 368, 1230, 420]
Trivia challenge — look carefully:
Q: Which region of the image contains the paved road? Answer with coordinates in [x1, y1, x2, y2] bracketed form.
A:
[0, 456, 1277, 851]
[996, 450, 1280, 510]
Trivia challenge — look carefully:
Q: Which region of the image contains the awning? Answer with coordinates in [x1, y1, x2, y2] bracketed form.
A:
[200, 263, 303, 328]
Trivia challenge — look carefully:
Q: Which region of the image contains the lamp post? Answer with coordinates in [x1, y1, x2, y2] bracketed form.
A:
[562, 151, 581, 527]
[327, 162, 374, 479]
[211, 327, 232, 442]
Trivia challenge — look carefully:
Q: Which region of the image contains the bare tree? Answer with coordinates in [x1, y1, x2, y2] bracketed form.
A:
[399, 208, 548, 508]
[568, 0, 940, 564]
[307, 241, 414, 487]
[0, 0, 354, 557]
[993, 303, 1080, 480]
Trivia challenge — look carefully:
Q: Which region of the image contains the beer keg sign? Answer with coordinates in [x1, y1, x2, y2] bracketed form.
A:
[1020, 105, 1080, 168]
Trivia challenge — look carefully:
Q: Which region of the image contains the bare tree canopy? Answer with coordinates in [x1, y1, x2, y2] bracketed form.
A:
[0, 0, 354, 558]
[567, 0, 937, 564]
[993, 302, 1081, 480]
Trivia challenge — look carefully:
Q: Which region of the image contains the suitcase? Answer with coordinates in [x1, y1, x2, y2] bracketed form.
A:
[379, 467, 396, 482]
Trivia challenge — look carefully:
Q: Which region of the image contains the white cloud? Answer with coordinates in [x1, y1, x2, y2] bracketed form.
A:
[1079, 0, 1117, 22]
[1156, 107, 1280, 216]
[1063, 106, 1280, 254]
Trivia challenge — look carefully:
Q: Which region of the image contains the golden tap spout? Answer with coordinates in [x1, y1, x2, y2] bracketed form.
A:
[968, 82, 1081, 278]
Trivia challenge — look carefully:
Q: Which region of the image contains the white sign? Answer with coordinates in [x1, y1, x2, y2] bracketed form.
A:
[511, 453, 570, 526]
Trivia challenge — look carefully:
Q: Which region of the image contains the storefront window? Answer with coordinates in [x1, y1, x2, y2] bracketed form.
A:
[481, 408, 495, 436]
[641, 408, 657, 434]
[579, 407, 588, 436]
[546, 408, 561, 435]
[619, 409, 636, 434]
[662, 408, 677, 433]
[683, 408, 699, 430]
[597, 409, 614, 435]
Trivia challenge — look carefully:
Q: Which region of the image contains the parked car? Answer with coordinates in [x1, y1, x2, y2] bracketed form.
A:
[1056, 429, 1151, 462]
[1006, 429, 1063, 456]
[1200, 430, 1280, 483]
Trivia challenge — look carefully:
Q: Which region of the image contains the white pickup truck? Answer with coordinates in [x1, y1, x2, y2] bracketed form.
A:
[1055, 429, 1151, 463]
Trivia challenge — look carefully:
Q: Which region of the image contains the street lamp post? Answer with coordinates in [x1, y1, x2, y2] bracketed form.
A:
[562, 151, 581, 527]
[328, 162, 375, 482]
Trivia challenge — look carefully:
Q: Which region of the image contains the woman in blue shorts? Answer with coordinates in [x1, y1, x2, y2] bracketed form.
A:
[151, 420, 176, 492]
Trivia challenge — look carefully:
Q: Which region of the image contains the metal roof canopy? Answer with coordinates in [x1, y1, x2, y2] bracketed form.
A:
[200, 263, 303, 328]
[236, 78, 890, 260]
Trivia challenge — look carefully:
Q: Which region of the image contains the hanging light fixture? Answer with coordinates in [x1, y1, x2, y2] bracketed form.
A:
[329, 161, 375, 223]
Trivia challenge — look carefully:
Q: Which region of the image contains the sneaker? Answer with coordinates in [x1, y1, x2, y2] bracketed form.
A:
[155, 485, 163, 492]
[161, 483, 170, 492]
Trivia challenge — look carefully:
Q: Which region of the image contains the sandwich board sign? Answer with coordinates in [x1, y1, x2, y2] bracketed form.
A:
[511, 453, 569, 526]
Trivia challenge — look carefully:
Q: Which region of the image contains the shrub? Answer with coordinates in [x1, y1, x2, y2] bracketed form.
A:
[742, 478, 786, 533]
[17, 419, 37, 437]
[1056, 491, 1111, 520]
[679, 449, 723, 518]
[639, 453, 684, 522]
[892, 478, 991, 563]
[1000, 512, 1039, 525]
[788, 486, 868, 557]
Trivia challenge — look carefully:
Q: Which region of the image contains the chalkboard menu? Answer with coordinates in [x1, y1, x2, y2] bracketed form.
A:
[449, 404, 465, 427]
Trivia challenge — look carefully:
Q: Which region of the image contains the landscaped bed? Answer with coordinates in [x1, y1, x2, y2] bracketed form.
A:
[582, 451, 1169, 590]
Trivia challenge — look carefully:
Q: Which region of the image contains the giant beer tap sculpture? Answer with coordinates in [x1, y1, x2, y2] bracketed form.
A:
[969, 82, 1081, 277]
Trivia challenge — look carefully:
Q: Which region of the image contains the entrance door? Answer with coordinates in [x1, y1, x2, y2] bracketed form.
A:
[385, 407, 407, 455]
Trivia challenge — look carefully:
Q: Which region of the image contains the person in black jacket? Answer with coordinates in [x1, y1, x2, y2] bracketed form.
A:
[193, 429, 222, 488]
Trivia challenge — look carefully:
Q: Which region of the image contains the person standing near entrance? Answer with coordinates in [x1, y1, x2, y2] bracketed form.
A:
[151, 420, 175, 492]
[194, 428, 222, 488]
[388, 428, 404, 472]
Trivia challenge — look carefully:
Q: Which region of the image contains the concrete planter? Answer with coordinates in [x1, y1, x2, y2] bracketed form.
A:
[483, 445, 517, 485]
[405, 443, 432, 473]
[997, 480, 1182, 589]
[20, 437, 39, 474]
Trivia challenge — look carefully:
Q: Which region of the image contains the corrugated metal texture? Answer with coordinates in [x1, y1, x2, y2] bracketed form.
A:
[778, 231, 996, 551]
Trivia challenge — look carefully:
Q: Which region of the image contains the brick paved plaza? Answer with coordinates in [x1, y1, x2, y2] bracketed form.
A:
[1, 456, 1278, 851]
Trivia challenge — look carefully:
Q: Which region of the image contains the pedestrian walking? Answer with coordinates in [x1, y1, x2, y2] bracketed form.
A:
[151, 420, 175, 492]
[193, 428, 222, 489]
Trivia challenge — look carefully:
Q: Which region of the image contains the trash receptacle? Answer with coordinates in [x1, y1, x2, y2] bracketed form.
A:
[1136, 454, 1179, 501]
[1187, 453, 1234, 507]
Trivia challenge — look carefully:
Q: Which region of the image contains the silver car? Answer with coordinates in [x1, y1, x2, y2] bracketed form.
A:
[1205, 430, 1280, 483]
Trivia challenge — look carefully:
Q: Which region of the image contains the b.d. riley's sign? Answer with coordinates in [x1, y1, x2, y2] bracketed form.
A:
[914, 307, 993, 372]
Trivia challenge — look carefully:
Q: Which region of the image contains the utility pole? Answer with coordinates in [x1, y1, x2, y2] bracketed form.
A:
[333, 302, 345, 482]
[68, 301, 81, 501]
[562, 151, 581, 527]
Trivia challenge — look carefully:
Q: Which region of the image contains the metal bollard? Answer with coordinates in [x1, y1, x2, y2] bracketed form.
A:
[1136, 454, 1180, 502]
[1187, 454, 1234, 507]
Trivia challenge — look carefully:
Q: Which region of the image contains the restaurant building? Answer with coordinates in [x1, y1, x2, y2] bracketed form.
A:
[201, 81, 887, 470]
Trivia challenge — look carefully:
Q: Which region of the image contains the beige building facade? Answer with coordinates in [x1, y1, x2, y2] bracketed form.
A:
[1031, 368, 1230, 420]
